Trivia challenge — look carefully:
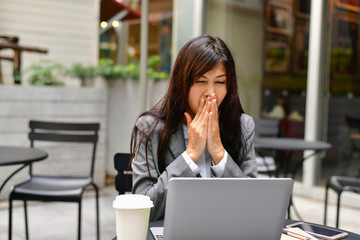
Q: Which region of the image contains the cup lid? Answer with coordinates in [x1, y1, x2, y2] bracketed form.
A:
[113, 194, 154, 209]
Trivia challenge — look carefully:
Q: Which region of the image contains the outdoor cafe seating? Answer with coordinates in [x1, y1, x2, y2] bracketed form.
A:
[324, 115, 360, 229]
[8, 120, 100, 240]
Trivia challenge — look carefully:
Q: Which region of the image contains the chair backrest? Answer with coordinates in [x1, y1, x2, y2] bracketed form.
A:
[345, 115, 360, 133]
[279, 118, 305, 138]
[114, 153, 132, 194]
[345, 115, 360, 152]
[29, 120, 100, 177]
[254, 118, 279, 137]
[254, 118, 279, 176]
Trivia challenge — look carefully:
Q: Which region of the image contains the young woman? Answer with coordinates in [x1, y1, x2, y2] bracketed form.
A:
[130, 35, 257, 221]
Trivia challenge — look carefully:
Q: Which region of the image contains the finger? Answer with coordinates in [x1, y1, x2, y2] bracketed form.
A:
[193, 97, 206, 121]
[209, 100, 218, 134]
[209, 99, 216, 122]
[196, 98, 206, 115]
[204, 98, 213, 120]
[208, 110, 214, 133]
[197, 96, 210, 121]
[203, 111, 209, 130]
[212, 99, 218, 118]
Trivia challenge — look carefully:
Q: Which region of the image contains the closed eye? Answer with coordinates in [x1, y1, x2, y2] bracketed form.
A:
[215, 81, 226, 84]
[195, 80, 207, 84]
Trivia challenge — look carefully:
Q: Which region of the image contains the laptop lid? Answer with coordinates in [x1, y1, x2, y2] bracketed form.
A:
[162, 178, 293, 240]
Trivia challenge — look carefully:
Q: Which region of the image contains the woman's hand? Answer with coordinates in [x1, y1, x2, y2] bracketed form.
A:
[184, 97, 210, 162]
[207, 96, 225, 164]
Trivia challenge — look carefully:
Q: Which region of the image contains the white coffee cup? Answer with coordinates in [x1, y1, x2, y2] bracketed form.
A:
[113, 194, 154, 240]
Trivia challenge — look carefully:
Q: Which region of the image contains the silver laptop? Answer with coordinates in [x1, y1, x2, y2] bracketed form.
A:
[151, 177, 293, 240]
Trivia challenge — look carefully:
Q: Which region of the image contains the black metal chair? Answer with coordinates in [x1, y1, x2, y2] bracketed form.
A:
[254, 117, 280, 176]
[323, 116, 360, 228]
[324, 176, 360, 228]
[342, 115, 360, 176]
[8, 120, 100, 240]
[114, 153, 132, 194]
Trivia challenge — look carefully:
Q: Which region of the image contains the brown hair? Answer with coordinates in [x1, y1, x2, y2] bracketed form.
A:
[131, 35, 246, 176]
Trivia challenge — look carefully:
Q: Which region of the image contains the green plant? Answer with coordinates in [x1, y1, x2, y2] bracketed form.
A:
[26, 60, 64, 86]
[96, 59, 117, 81]
[268, 48, 286, 68]
[112, 65, 127, 79]
[96, 56, 169, 81]
[68, 63, 96, 82]
[331, 48, 353, 72]
[146, 55, 168, 81]
[147, 55, 160, 69]
[125, 63, 140, 79]
[147, 68, 168, 81]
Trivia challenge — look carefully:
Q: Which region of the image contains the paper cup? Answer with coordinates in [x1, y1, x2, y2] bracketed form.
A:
[113, 194, 154, 240]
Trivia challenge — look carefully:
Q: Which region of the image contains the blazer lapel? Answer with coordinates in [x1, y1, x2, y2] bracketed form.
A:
[169, 125, 186, 158]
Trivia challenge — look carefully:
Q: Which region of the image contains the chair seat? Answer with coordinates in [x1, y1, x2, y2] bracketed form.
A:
[327, 176, 360, 194]
[324, 175, 360, 228]
[11, 175, 93, 202]
[256, 156, 277, 172]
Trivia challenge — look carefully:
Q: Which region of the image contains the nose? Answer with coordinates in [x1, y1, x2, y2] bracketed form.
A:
[205, 83, 215, 98]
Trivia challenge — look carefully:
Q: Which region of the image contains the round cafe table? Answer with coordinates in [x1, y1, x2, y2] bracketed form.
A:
[113, 219, 360, 240]
[254, 137, 332, 220]
[254, 137, 331, 179]
[0, 146, 48, 194]
[254, 137, 331, 153]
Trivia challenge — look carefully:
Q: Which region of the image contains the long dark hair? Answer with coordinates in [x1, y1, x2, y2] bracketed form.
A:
[130, 35, 246, 176]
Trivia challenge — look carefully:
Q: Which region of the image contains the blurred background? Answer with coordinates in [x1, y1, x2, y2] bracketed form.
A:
[1, 0, 360, 237]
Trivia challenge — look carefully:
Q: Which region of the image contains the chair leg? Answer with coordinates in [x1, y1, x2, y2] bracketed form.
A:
[78, 201, 82, 240]
[287, 195, 292, 219]
[324, 186, 329, 225]
[336, 192, 342, 228]
[342, 151, 354, 176]
[94, 185, 100, 240]
[24, 200, 29, 239]
[8, 198, 13, 240]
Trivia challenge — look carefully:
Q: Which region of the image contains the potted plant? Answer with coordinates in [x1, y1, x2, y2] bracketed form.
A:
[25, 60, 64, 86]
[96, 56, 168, 82]
[67, 63, 96, 86]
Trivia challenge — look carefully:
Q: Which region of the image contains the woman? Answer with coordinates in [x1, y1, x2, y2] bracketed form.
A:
[130, 35, 257, 221]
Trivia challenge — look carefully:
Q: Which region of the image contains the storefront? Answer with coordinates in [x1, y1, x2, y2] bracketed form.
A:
[101, 0, 360, 197]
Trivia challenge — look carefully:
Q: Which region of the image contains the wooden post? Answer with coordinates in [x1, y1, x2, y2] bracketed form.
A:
[0, 36, 48, 84]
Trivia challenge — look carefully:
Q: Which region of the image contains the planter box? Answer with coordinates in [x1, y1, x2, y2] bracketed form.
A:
[106, 79, 168, 175]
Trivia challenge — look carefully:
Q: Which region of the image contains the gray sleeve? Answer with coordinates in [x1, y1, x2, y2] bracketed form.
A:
[131, 117, 196, 221]
[222, 114, 258, 178]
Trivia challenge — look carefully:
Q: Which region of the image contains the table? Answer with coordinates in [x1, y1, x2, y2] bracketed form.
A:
[254, 138, 331, 177]
[0, 146, 48, 195]
[113, 219, 360, 240]
[254, 137, 332, 219]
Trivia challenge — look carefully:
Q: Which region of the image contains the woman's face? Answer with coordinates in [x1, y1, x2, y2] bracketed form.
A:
[186, 62, 227, 119]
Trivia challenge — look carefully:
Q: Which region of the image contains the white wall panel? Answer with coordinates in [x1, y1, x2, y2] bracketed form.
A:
[0, 0, 99, 84]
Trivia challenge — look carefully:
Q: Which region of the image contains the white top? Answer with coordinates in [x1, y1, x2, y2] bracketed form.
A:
[181, 124, 227, 177]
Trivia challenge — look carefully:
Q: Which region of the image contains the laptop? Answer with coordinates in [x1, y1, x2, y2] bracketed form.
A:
[151, 177, 293, 240]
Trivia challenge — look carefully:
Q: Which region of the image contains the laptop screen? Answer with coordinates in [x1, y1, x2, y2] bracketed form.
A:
[161, 178, 293, 240]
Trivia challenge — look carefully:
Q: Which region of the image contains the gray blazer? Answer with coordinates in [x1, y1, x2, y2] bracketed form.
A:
[131, 113, 257, 221]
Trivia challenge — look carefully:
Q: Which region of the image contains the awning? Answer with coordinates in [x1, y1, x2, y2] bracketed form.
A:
[100, 0, 141, 22]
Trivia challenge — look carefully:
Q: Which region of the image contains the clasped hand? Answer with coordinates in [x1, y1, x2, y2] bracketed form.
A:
[184, 94, 225, 164]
